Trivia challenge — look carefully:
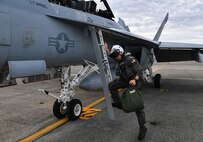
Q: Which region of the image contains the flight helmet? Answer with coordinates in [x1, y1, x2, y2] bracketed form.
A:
[109, 45, 124, 58]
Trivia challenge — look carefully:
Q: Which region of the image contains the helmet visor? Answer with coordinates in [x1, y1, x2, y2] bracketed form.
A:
[109, 51, 119, 58]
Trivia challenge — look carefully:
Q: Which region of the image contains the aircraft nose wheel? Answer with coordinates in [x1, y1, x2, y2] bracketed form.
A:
[53, 99, 82, 120]
[53, 100, 68, 119]
[67, 99, 82, 121]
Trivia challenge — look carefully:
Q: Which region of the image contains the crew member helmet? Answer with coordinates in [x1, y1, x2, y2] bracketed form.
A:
[109, 45, 124, 58]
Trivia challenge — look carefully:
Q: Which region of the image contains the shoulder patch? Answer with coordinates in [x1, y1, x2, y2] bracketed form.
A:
[131, 59, 136, 63]
[126, 56, 137, 66]
[129, 56, 137, 63]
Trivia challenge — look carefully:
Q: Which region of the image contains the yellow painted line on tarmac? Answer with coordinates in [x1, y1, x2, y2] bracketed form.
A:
[19, 117, 69, 142]
[86, 97, 105, 108]
[19, 97, 105, 142]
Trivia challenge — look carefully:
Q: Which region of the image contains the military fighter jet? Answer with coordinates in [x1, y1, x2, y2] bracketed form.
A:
[0, 0, 203, 120]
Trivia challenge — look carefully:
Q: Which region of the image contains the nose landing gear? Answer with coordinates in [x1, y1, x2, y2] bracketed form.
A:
[39, 64, 94, 120]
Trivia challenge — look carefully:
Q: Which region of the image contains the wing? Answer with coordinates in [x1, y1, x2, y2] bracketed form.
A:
[160, 42, 203, 49]
[46, 6, 159, 48]
[46, 6, 203, 62]
[154, 42, 203, 62]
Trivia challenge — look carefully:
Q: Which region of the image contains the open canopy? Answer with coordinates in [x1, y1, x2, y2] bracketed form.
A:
[49, 0, 115, 19]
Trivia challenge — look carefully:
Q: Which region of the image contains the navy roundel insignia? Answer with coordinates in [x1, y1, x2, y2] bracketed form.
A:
[48, 33, 75, 54]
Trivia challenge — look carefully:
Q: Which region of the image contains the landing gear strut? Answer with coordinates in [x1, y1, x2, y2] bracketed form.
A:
[39, 63, 95, 120]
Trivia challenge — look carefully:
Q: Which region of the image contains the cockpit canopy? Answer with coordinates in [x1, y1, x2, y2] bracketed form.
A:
[49, 0, 115, 20]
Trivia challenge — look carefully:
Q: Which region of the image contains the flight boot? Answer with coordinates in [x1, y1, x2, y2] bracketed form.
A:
[137, 125, 147, 140]
[112, 102, 122, 109]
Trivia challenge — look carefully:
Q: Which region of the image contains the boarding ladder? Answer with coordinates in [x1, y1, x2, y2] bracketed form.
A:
[89, 27, 115, 120]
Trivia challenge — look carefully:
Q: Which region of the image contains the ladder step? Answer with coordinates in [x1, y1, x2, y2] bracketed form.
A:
[94, 28, 112, 82]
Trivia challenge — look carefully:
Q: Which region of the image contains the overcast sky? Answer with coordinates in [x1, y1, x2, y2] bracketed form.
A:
[108, 0, 203, 44]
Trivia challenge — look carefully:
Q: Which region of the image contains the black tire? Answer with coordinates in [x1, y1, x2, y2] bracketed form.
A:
[0, 73, 3, 84]
[53, 100, 67, 119]
[154, 74, 161, 88]
[67, 99, 82, 121]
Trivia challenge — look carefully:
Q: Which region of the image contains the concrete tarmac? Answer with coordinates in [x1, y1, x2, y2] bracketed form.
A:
[0, 62, 203, 142]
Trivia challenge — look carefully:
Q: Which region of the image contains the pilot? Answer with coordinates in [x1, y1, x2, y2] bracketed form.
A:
[108, 45, 147, 140]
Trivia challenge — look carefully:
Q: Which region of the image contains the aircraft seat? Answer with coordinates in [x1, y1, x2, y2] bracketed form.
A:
[84, 1, 97, 13]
